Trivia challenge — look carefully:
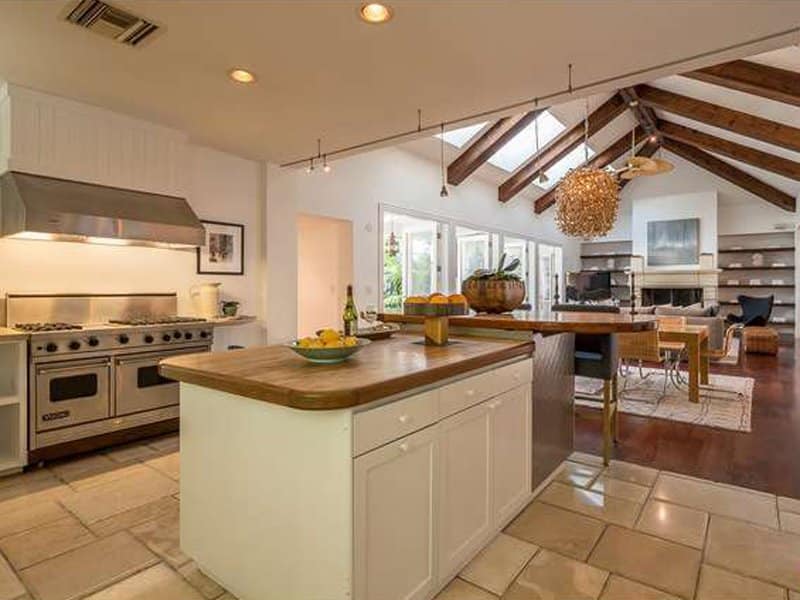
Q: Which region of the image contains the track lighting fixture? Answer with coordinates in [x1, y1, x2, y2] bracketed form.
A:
[439, 123, 449, 198]
[323, 154, 331, 173]
[306, 158, 314, 174]
[533, 100, 548, 185]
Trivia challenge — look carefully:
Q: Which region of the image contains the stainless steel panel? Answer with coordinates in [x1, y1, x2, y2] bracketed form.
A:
[7, 293, 177, 326]
[532, 332, 575, 489]
[35, 358, 111, 431]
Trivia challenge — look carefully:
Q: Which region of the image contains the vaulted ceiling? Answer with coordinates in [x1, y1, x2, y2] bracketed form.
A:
[423, 46, 800, 213]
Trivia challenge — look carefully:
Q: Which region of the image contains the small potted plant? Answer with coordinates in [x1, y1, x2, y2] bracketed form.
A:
[221, 300, 240, 317]
[461, 253, 526, 314]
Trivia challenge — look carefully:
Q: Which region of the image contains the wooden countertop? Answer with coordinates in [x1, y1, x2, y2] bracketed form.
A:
[159, 333, 534, 410]
[0, 327, 29, 342]
[381, 309, 657, 335]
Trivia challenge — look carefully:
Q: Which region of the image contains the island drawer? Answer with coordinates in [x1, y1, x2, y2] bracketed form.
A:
[353, 389, 439, 456]
[492, 358, 533, 394]
[438, 369, 497, 419]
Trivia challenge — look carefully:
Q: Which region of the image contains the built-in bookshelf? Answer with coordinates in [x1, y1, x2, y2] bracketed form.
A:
[717, 232, 796, 344]
[578, 240, 633, 305]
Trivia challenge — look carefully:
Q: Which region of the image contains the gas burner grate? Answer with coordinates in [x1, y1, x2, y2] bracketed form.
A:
[14, 322, 83, 332]
[108, 316, 207, 326]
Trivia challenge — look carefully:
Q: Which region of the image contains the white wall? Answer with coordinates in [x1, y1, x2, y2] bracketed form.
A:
[0, 144, 267, 349]
[266, 146, 581, 343]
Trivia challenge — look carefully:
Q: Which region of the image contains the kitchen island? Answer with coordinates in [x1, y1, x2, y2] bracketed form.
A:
[160, 312, 656, 600]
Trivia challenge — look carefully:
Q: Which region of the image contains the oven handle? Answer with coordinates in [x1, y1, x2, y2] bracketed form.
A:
[37, 359, 112, 375]
[115, 346, 209, 367]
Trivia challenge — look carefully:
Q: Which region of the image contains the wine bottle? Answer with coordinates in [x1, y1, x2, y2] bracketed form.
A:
[343, 284, 358, 336]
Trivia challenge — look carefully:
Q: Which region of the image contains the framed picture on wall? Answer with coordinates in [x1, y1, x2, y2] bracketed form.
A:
[197, 220, 244, 275]
[647, 218, 699, 266]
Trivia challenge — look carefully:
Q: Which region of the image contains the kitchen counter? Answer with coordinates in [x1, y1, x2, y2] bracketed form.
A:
[381, 308, 657, 334]
[159, 333, 534, 409]
[0, 327, 29, 342]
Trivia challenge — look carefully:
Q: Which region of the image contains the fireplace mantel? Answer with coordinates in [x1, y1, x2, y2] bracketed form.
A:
[629, 255, 720, 305]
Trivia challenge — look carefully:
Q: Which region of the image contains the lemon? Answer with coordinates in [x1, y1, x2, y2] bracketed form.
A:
[344, 337, 358, 347]
[319, 328, 341, 344]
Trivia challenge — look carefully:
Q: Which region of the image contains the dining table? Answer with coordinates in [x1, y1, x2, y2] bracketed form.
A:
[658, 322, 710, 403]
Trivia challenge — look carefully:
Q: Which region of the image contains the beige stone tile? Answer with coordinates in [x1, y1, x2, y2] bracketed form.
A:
[0, 516, 95, 570]
[604, 460, 659, 487]
[61, 465, 178, 524]
[568, 452, 605, 467]
[216, 595, 238, 600]
[556, 461, 602, 488]
[129, 511, 189, 568]
[538, 482, 641, 528]
[781, 510, 800, 535]
[0, 477, 74, 510]
[434, 578, 496, 600]
[0, 467, 55, 491]
[85, 564, 205, 600]
[59, 462, 144, 492]
[104, 442, 159, 464]
[145, 452, 180, 481]
[459, 533, 536, 596]
[0, 553, 25, 600]
[505, 501, 605, 561]
[791, 591, 800, 600]
[706, 514, 800, 590]
[504, 549, 608, 600]
[588, 525, 701, 599]
[177, 562, 227, 599]
[87, 496, 179, 538]
[145, 434, 180, 454]
[696, 564, 785, 600]
[49, 454, 119, 488]
[652, 473, 778, 528]
[19, 531, 157, 600]
[0, 500, 68, 539]
[635, 500, 708, 549]
[779, 495, 800, 515]
[590, 475, 650, 504]
[600, 575, 680, 600]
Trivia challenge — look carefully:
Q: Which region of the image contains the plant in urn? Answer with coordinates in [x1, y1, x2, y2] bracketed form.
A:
[462, 253, 526, 314]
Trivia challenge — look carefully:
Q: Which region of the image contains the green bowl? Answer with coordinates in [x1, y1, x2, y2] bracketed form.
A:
[287, 338, 371, 364]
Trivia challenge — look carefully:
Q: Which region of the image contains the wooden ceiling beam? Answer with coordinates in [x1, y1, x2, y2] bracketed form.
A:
[636, 84, 800, 154]
[683, 60, 800, 108]
[447, 110, 543, 186]
[533, 125, 647, 214]
[662, 138, 795, 212]
[498, 94, 627, 203]
[619, 87, 659, 135]
[659, 119, 800, 181]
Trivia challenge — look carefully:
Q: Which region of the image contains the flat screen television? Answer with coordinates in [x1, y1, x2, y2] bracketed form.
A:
[566, 271, 612, 302]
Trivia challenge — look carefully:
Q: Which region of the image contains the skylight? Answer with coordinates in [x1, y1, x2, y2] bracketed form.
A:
[436, 122, 487, 148]
[487, 111, 565, 172]
[537, 143, 596, 190]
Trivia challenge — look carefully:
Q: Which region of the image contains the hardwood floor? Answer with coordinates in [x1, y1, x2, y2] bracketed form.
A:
[575, 345, 800, 498]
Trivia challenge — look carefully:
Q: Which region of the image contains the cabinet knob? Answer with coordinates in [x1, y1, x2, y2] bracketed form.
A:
[398, 443, 409, 453]
[398, 414, 411, 424]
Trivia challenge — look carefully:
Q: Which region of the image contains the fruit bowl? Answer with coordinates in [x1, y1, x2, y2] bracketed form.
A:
[287, 338, 371, 364]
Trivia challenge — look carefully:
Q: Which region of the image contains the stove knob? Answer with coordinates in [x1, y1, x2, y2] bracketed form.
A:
[144, 335, 154, 344]
[88, 337, 99, 347]
[184, 332, 193, 340]
[173, 331, 182, 339]
[162, 334, 171, 342]
[68, 341, 81, 351]
[200, 331, 209, 339]
[118, 334, 130, 344]
[46, 342, 58, 353]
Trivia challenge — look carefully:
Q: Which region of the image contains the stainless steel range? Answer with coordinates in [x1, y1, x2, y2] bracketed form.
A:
[7, 293, 213, 461]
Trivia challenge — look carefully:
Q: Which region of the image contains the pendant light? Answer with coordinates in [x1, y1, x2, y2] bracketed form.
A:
[534, 100, 548, 185]
[386, 216, 399, 257]
[439, 123, 449, 198]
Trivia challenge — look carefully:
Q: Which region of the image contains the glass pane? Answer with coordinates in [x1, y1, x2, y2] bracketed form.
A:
[488, 112, 566, 172]
[538, 243, 563, 306]
[137, 365, 174, 388]
[456, 226, 490, 284]
[503, 236, 529, 302]
[50, 374, 98, 402]
[435, 122, 488, 148]
[383, 211, 441, 310]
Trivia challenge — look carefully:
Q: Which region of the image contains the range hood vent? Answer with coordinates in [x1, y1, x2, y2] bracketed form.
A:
[66, 0, 159, 47]
[0, 172, 206, 249]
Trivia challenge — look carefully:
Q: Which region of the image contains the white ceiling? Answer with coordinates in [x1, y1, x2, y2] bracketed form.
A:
[0, 1, 797, 164]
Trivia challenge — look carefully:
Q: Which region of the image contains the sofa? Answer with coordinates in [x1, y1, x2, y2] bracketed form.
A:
[621, 303, 725, 351]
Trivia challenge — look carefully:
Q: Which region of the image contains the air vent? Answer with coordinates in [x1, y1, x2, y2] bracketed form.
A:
[66, 0, 159, 47]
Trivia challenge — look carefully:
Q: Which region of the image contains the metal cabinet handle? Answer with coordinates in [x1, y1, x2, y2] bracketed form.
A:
[37, 360, 110, 375]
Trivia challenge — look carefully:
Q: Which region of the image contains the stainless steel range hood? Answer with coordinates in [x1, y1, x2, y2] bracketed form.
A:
[0, 171, 206, 248]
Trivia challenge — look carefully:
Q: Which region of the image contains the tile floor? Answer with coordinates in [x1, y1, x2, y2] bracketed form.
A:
[2, 438, 800, 599]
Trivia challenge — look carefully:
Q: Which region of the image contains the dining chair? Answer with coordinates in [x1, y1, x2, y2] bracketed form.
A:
[656, 315, 688, 388]
[617, 322, 674, 403]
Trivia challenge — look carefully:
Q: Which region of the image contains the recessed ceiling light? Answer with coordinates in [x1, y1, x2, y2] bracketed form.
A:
[229, 69, 256, 84]
[359, 3, 392, 24]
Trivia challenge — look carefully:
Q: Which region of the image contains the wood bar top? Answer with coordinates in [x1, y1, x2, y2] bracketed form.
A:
[381, 308, 657, 335]
[159, 334, 534, 410]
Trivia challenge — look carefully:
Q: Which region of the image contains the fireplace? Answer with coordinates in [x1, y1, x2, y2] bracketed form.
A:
[641, 287, 703, 307]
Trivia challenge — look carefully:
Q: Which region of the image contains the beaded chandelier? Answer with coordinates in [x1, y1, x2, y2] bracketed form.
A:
[554, 167, 620, 239]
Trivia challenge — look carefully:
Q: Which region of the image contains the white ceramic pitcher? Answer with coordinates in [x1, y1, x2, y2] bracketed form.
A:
[190, 282, 222, 318]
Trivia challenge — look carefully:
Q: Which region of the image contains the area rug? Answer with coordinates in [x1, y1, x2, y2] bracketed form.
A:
[575, 367, 754, 432]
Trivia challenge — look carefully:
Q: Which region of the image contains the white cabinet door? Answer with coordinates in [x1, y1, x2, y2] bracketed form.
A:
[437, 402, 492, 582]
[354, 426, 437, 600]
[489, 385, 532, 527]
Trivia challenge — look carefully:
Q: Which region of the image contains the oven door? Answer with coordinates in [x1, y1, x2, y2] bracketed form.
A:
[114, 346, 208, 416]
[35, 358, 112, 432]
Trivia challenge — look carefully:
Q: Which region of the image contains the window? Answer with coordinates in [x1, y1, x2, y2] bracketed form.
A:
[456, 226, 499, 284]
[537, 243, 563, 307]
[435, 122, 487, 148]
[487, 112, 565, 172]
[502, 236, 532, 303]
[383, 212, 445, 310]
